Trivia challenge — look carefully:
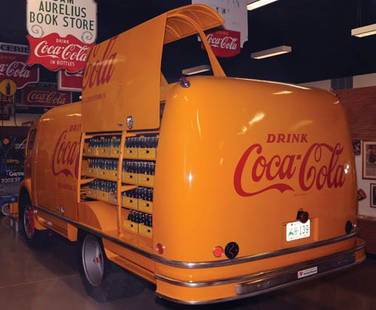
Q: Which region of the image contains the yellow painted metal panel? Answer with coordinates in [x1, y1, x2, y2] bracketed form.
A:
[82, 14, 167, 132]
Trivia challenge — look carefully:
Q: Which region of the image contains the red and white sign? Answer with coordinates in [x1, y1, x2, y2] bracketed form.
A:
[26, 0, 97, 72]
[206, 30, 241, 58]
[58, 70, 83, 92]
[27, 34, 94, 72]
[193, 0, 248, 47]
[0, 42, 39, 89]
[21, 86, 72, 107]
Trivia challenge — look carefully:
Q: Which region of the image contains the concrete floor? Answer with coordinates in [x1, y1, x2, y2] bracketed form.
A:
[1, 216, 375, 310]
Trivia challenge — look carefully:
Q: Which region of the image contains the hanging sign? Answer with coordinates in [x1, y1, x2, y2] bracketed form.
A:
[26, 0, 97, 72]
[205, 29, 240, 58]
[193, 0, 248, 57]
[58, 69, 82, 92]
[0, 42, 40, 89]
[27, 34, 92, 72]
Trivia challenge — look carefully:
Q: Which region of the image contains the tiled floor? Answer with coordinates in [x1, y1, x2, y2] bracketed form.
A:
[1, 215, 375, 310]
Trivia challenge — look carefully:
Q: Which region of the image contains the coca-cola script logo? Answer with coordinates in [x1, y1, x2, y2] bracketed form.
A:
[51, 125, 81, 179]
[82, 36, 118, 91]
[23, 87, 71, 107]
[0, 53, 39, 89]
[205, 30, 240, 58]
[234, 134, 347, 197]
[27, 33, 94, 72]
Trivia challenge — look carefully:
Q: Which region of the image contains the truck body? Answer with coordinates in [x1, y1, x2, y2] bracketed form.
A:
[20, 4, 365, 304]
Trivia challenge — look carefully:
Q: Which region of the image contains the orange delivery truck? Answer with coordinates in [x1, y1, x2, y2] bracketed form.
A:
[18, 4, 365, 305]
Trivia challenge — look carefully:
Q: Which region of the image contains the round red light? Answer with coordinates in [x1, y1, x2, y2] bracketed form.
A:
[155, 243, 164, 255]
[213, 246, 224, 257]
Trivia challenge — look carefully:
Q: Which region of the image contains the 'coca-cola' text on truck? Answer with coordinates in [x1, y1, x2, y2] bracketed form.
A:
[19, 5, 365, 304]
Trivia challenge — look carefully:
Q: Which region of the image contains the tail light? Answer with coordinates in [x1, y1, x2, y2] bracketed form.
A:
[155, 243, 165, 254]
[212, 246, 224, 257]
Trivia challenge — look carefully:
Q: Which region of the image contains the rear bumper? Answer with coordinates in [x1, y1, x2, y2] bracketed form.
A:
[156, 238, 366, 305]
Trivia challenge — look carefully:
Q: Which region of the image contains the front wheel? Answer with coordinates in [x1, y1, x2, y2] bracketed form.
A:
[20, 194, 49, 248]
[80, 234, 145, 302]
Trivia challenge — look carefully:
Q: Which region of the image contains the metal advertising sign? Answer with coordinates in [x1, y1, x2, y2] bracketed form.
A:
[0, 42, 40, 89]
[57, 69, 82, 92]
[26, 0, 97, 72]
[206, 29, 240, 57]
[21, 85, 72, 107]
[0, 128, 28, 198]
[193, 0, 248, 57]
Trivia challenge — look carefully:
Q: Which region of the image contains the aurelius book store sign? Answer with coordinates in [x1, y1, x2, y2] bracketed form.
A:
[26, 0, 97, 72]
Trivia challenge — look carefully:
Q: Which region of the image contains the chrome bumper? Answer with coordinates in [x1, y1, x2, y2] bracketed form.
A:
[157, 240, 366, 305]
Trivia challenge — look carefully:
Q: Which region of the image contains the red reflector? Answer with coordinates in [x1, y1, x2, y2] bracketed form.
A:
[213, 246, 224, 257]
[155, 243, 164, 254]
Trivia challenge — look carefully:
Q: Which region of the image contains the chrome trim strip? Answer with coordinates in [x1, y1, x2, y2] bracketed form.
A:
[156, 256, 366, 305]
[155, 241, 365, 287]
[34, 206, 357, 269]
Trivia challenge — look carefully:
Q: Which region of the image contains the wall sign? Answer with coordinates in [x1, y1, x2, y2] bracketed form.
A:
[26, 0, 97, 72]
[0, 128, 28, 197]
[21, 86, 72, 107]
[0, 42, 40, 89]
[58, 69, 82, 92]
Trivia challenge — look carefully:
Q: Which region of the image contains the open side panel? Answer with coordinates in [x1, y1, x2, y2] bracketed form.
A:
[82, 15, 166, 132]
[82, 4, 225, 133]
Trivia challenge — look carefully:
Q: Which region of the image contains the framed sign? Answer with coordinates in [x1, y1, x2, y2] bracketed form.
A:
[362, 141, 376, 180]
[370, 184, 376, 208]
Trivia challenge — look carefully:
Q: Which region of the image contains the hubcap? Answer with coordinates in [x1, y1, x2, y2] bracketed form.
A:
[23, 205, 35, 239]
[82, 235, 104, 287]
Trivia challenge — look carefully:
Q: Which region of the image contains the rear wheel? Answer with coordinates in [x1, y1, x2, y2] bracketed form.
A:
[19, 193, 49, 248]
[80, 234, 145, 302]
[0, 204, 8, 216]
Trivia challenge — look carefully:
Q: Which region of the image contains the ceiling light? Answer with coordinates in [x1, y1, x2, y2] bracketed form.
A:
[251, 45, 292, 59]
[351, 23, 376, 37]
[247, 0, 278, 11]
[182, 65, 210, 76]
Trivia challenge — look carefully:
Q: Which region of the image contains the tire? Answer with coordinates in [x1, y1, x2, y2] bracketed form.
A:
[80, 234, 145, 302]
[1, 204, 10, 216]
[19, 192, 49, 248]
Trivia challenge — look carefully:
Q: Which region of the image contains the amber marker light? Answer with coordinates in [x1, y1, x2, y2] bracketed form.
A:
[213, 246, 224, 257]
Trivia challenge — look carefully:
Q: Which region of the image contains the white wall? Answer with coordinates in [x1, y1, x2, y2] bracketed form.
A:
[353, 73, 376, 88]
[300, 79, 331, 90]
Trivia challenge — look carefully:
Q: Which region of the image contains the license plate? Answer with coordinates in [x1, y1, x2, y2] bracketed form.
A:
[286, 220, 310, 241]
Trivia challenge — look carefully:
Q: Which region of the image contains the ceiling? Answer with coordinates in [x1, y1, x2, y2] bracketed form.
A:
[1, 0, 376, 84]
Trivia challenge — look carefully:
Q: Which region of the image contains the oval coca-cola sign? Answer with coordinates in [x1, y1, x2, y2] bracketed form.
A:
[205, 30, 241, 58]
[234, 133, 348, 197]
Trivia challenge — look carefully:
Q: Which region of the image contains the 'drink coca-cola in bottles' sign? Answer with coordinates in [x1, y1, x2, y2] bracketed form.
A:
[26, 0, 97, 72]
[0, 42, 40, 89]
